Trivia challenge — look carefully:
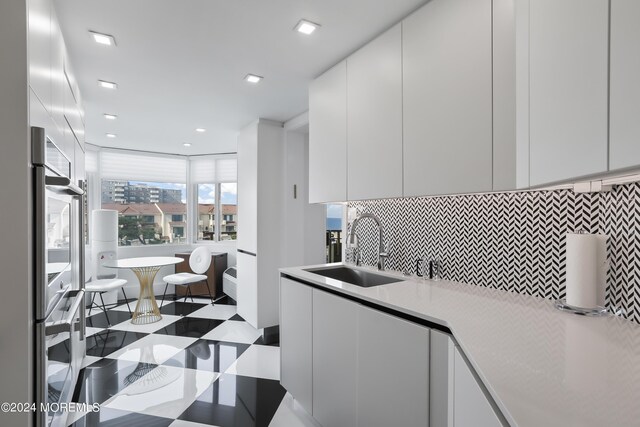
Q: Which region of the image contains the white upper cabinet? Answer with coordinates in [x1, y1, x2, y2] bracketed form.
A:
[309, 61, 347, 203]
[528, 0, 609, 186]
[609, 0, 640, 170]
[28, 0, 51, 115]
[403, 0, 493, 197]
[347, 24, 403, 200]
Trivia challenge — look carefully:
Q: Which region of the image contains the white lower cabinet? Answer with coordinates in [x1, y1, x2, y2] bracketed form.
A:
[431, 330, 455, 427]
[357, 304, 430, 427]
[454, 347, 504, 427]
[312, 289, 358, 427]
[280, 278, 505, 427]
[279, 278, 313, 415]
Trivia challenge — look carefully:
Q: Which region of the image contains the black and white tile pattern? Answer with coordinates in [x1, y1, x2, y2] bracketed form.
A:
[65, 296, 308, 427]
[349, 182, 640, 323]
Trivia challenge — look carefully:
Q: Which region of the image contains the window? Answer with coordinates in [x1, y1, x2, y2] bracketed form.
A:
[219, 183, 237, 240]
[326, 204, 343, 262]
[99, 150, 188, 246]
[197, 184, 216, 240]
[191, 156, 238, 242]
[88, 148, 236, 246]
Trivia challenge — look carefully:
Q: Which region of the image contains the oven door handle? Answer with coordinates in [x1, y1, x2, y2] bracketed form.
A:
[45, 290, 85, 336]
[45, 175, 84, 196]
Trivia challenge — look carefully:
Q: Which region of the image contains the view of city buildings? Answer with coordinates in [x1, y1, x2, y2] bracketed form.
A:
[101, 180, 237, 245]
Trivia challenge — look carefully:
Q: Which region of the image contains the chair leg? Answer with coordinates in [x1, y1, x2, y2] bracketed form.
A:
[98, 292, 111, 326]
[88, 292, 97, 316]
[183, 286, 189, 303]
[187, 285, 194, 303]
[160, 283, 169, 309]
[204, 279, 214, 305]
[121, 287, 132, 315]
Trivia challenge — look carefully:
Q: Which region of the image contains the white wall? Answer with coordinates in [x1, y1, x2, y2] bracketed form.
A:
[283, 122, 326, 267]
[0, 1, 31, 425]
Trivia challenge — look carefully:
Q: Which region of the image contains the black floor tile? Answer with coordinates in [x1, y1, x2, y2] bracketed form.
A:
[178, 374, 286, 427]
[72, 358, 154, 405]
[155, 317, 224, 339]
[48, 339, 72, 363]
[216, 295, 237, 306]
[70, 407, 173, 427]
[159, 301, 207, 316]
[86, 310, 132, 328]
[228, 314, 244, 321]
[163, 339, 250, 373]
[85, 330, 147, 358]
[253, 336, 279, 347]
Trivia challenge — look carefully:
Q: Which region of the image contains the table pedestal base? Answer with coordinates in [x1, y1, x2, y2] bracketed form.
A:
[131, 266, 162, 324]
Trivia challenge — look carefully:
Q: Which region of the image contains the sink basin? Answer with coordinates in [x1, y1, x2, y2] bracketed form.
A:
[304, 266, 402, 287]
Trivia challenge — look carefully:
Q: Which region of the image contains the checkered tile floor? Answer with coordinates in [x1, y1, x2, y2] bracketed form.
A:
[52, 295, 316, 427]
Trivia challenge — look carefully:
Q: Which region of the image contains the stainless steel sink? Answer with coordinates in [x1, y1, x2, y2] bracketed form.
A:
[304, 266, 402, 287]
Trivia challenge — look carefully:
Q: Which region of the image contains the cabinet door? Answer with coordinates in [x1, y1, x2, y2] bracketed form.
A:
[236, 251, 258, 328]
[280, 278, 313, 415]
[403, 0, 492, 196]
[431, 330, 455, 427]
[308, 61, 347, 203]
[50, 8, 65, 134]
[237, 122, 258, 253]
[529, 0, 608, 185]
[357, 304, 429, 427]
[347, 24, 403, 200]
[454, 347, 503, 427]
[312, 289, 357, 427]
[610, 0, 640, 170]
[28, 0, 51, 115]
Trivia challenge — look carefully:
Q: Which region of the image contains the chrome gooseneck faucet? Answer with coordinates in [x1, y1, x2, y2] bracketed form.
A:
[348, 213, 389, 271]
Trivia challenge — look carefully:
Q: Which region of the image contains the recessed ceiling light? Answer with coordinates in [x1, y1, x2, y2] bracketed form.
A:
[104, 114, 117, 120]
[244, 74, 263, 84]
[90, 31, 116, 46]
[294, 19, 320, 35]
[106, 133, 117, 138]
[183, 143, 192, 147]
[98, 80, 117, 89]
[195, 128, 206, 133]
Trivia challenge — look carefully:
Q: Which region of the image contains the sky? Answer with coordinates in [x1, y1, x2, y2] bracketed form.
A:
[129, 181, 237, 205]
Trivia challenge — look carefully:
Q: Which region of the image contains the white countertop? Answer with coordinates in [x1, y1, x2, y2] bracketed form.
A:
[279, 263, 640, 427]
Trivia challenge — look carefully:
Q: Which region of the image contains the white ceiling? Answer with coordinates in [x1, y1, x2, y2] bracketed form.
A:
[54, 0, 427, 155]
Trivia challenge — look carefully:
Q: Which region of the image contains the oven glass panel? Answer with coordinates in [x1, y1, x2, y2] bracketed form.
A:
[45, 137, 71, 178]
[46, 196, 71, 285]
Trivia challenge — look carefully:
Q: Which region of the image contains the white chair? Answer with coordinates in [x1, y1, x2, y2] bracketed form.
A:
[161, 247, 214, 307]
[85, 279, 131, 326]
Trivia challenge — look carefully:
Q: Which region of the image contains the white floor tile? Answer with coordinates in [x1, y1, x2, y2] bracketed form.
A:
[188, 304, 236, 320]
[182, 297, 212, 305]
[85, 327, 104, 337]
[170, 419, 221, 427]
[80, 355, 102, 369]
[226, 345, 280, 380]
[106, 334, 198, 364]
[109, 314, 182, 334]
[201, 320, 261, 344]
[268, 393, 321, 427]
[110, 300, 137, 312]
[103, 366, 218, 419]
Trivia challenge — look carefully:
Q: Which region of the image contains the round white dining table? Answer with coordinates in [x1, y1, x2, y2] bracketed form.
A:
[104, 256, 183, 325]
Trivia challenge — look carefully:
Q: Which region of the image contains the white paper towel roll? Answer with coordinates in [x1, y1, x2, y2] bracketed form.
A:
[565, 232, 607, 309]
[91, 209, 118, 242]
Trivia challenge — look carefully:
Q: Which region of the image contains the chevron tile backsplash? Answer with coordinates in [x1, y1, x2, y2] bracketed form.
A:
[348, 182, 640, 323]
